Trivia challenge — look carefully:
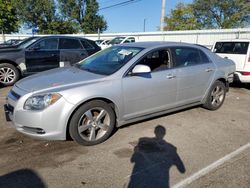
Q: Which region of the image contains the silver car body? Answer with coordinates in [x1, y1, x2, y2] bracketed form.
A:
[5, 42, 235, 140]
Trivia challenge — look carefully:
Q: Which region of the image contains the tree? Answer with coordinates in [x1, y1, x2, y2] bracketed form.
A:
[58, 0, 107, 33]
[192, 0, 250, 29]
[164, 3, 201, 31]
[13, 0, 55, 33]
[0, 0, 19, 34]
[13, 0, 78, 34]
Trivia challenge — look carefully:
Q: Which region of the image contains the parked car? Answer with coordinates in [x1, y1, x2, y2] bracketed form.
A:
[212, 39, 250, 83]
[4, 42, 235, 146]
[98, 39, 111, 50]
[101, 36, 136, 49]
[0, 39, 23, 48]
[0, 36, 100, 86]
[95, 39, 104, 45]
[0, 37, 40, 50]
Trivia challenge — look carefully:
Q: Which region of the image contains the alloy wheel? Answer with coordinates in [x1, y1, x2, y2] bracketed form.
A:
[0, 67, 16, 84]
[77, 107, 111, 141]
[211, 85, 225, 107]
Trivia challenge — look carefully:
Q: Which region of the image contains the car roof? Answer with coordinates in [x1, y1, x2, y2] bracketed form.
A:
[118, 41, 205, 49]
[38, 35, 87, 40]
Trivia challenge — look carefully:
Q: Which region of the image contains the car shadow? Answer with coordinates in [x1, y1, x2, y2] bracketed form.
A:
[127, 125, 185, 188]
[0, 169, 46, 188]
[230, 82, 250, 90]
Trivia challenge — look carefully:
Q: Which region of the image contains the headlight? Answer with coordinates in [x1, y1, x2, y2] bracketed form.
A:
[24, 93, 61, 110]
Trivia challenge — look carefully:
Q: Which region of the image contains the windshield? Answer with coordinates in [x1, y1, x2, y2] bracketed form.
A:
[18, 38, 39, 49]
[108, 37, 125, 45]
[76, 46, 143, 75]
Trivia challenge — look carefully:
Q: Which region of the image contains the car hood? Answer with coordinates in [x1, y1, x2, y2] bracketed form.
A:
[15, 67, 106, 92]
[0, 47, 21, 53]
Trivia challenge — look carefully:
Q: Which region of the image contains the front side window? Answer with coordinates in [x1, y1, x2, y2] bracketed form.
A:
[214, 42, 249, 54]
[33, 38, 58, 50]
[135, 49, 171, 72]
[77, 46, 143, 75]
[59, 38, 82, 49]
[172, 47, 202, 67]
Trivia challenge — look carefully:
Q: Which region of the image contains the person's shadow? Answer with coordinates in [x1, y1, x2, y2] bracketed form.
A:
[127, 125, 185, 188]
[0, 169, 46, 188]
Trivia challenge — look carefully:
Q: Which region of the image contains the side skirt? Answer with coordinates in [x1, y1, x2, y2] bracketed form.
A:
[117, 101, 202, 127]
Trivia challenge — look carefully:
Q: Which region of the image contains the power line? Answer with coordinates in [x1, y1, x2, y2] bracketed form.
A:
[99, 0, 142, 11]
[99, 0, 120, 6]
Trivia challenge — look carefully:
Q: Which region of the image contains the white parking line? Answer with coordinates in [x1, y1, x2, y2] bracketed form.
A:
[172, 142, 250, 188]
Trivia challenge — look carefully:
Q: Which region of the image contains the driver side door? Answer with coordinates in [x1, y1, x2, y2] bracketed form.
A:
[122, 49, 178, 120]
[25, 38, 60, 73]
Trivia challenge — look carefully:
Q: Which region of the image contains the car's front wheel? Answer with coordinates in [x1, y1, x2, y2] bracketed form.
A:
[0, 63, 20, 86]
[203, 80, 226, 110]
[69, 100, 116, 146]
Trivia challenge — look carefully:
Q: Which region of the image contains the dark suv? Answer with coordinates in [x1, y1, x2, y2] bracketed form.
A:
[0, 36, 101, 86]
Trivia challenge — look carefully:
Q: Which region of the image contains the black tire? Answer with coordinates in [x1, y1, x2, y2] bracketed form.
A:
[0, 63, 20, 86]
[203, 80, 226, 111]
[69, 100, 116, 146]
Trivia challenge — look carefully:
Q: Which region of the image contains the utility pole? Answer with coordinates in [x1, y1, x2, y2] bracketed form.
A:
[160, 0, 166, 31]
[143, 19, 146, 32]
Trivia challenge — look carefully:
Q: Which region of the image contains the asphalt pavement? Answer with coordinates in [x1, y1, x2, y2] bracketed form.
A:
[0, 84, 249, 188]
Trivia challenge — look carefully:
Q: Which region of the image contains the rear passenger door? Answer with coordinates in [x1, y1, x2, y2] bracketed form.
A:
[170, 47, 215, 105]
[59, 38, 87, 66]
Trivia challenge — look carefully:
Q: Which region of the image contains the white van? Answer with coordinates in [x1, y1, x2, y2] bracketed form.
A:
[212, 39, 250, 83]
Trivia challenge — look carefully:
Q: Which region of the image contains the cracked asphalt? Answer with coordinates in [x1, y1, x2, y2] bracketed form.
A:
[0, 84, 249, 188]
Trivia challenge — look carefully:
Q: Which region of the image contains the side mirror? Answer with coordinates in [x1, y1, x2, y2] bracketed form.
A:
[30, 46, 40, 51]
[132, 64, 151, 74]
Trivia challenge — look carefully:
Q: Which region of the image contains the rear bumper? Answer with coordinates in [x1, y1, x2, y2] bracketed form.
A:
[234, 72, 250, 83]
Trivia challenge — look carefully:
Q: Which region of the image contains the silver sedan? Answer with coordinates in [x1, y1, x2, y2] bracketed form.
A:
[4, 42, 235, 145]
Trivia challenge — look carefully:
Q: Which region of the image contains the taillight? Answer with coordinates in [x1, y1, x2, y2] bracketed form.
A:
[248, 56, 250, 62]
[241, 72, 250, 76]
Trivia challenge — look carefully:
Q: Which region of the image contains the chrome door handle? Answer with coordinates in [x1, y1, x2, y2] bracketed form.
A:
[205, 68, 213, 72]
[166, 75, 176, 79]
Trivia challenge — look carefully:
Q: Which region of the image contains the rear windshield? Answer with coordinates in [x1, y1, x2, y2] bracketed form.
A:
[214, 42, 249, 54]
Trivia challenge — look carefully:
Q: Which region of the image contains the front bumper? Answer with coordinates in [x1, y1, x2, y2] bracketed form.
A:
[4, 104, 12, 122]
[5, 87, 75, 140]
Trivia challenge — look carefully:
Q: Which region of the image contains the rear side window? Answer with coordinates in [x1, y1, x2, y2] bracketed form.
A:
[172, 47, 203, 67]
[199, 50, 210, 63]
[214, 42, 249, 54]
[80, 40, 94, 50]
[59, 38, 82, 49]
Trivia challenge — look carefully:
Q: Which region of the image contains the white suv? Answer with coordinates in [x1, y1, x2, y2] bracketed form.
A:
[212, 39, 250, 83]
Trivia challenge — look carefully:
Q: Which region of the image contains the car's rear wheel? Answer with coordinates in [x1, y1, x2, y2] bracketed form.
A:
[0, 63, 20, 86]
[69, 100, 116, 146]
[203, 80, 226, 110]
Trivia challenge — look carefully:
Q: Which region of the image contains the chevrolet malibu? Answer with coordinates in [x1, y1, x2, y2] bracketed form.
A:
[4, 42, 235, 146]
